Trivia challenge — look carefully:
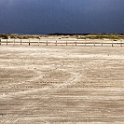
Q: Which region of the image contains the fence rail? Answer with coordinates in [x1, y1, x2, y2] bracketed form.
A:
[0, 39, 124, 47]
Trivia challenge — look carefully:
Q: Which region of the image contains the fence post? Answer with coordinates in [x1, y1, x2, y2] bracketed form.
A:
[112, 41, 113, 47]
[75, 42, 77, 46]
[101, 41, 103, 46]
[56, 41, 57, 46]
[94, 41, 95, 47]
[38, 39, 40, 46]
[0, 38, 1, 45]
[13, 38, 15, 46]
[121, 40, 122, 47]
[66, 41, 67, 46]
[20, 39, 22, 45]
[85, 41, 86, 46]
[13, 39, 14, 45]
[6, 39, 8, 45]
[29, 39, 30, 46]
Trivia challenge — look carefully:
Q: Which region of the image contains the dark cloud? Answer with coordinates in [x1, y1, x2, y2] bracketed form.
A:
[0, 0, 124, 34]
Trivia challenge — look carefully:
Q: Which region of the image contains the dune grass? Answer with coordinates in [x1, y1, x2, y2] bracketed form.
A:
[0, 33, 124, 39]
[78, 34, 124, 39]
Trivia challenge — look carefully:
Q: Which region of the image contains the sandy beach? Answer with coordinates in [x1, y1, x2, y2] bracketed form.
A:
[0, 45, 124, 123]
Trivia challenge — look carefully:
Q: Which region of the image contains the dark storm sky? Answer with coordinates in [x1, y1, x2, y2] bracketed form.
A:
[0, 0, 124, 34]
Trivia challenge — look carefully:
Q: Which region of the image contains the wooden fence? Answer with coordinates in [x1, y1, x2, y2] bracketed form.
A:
[0, 39, 124, 47]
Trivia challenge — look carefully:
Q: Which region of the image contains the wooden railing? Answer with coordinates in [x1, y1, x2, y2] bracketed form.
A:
[0, 39, 124, 47]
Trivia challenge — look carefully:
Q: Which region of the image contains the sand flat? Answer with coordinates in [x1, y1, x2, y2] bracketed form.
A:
[0, 45, 124, 124]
